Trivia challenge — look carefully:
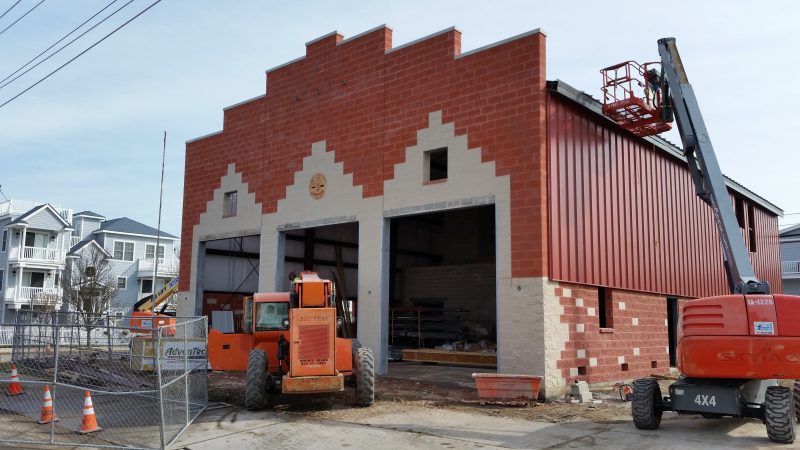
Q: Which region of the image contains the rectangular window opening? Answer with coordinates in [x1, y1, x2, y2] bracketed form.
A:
[0, 269, 4, 291]
[735, 196, 745, 228]
[141, 279, 153, 294]
[1, 230, 6, 252]
[114, 241, 135, 261]
[621, 363, 629, 372]
[747, 204, 756, 253]
[651, 360, 658, 369]
[425, 148, 448, 182]
[577, 366, 587, 376]
[223, 191, 238, 217]
[598, 287, 612, 328]
[145, 244, 165, 260]
[117, 277, 127, 290]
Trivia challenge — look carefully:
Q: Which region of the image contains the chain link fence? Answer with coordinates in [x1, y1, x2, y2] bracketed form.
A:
[0, 312, 207, 449]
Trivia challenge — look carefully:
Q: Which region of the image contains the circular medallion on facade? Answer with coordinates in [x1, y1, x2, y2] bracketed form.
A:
[309, 173, 327, 199]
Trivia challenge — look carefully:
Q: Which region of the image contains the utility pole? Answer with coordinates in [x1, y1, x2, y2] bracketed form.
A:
[151, 132, 166, 323]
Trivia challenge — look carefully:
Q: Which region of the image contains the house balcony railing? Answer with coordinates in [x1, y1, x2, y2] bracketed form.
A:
[0, 199, 72, 223]
[138, 258, 179, 277]
[3, 287, 63, 306]
[71, 236, 82, 247]
[782, 261, 800, 276]
[9, 246, 63, 263]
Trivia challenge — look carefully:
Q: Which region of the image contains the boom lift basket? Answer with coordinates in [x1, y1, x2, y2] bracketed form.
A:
[601, 61, 672, 137]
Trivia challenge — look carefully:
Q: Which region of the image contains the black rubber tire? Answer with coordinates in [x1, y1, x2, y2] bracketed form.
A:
[245, 349, 268, 411]
[793, 380, 800, 421]
[355, 347, 375, 407]
[631, 378, 662, 430]
[765, 386, 796, 444]
[346, 339, 363, 387]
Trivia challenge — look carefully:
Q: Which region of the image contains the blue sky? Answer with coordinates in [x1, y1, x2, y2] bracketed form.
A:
[0, 0, 798, 236]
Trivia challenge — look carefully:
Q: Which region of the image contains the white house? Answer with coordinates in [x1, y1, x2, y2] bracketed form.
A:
[0, 199, 74, 322]
[0, 199, 180, 322]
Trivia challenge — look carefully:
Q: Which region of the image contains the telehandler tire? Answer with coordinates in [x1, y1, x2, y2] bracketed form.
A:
[765, 386, 795, 444]
[246, 349, 268, 410]
[793, 380, 800, 421]
[631, 378, 662, 430]
[355, 347, 375, 407]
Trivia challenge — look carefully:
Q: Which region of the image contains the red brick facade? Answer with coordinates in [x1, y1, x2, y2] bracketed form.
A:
[180, 26, 549, 291]
[556, 282, 671, 383]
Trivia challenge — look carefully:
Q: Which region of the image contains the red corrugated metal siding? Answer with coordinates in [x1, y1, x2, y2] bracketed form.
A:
[547, 94, 782, 298]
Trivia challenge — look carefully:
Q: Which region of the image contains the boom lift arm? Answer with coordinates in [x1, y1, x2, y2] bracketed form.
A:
[656, 38, 768, 294]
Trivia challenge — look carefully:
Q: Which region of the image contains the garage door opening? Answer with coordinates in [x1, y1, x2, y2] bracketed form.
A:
[282, 222, 359, 337]
[202, 235, 260, 332]
[388, 205, 496, 382]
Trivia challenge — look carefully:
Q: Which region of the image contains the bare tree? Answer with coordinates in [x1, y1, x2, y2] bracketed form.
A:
[62, 245, 117, 347]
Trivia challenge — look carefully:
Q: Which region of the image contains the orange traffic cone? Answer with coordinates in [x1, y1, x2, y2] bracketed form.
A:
[79, 391, 101, 434]
[37, 385, 59, 424]
[6, 363, 24, 396]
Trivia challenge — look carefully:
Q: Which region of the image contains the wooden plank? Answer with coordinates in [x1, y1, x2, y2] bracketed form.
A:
[402, 349, 496, 367]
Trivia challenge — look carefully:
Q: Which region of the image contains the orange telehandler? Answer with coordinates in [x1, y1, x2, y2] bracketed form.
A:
[207, 271, 374, 409]
[601, 38, 800, 443]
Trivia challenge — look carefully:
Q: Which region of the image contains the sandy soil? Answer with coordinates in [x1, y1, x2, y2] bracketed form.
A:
[206, 370, 642, 424]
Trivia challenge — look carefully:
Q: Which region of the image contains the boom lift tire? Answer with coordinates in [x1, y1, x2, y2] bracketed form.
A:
[765, 386, 796, 444]
[632, 378, 663, 430]
[793, 380, 800, 421]
[246, 349, 268, 411]
[355, 347, 375, 407]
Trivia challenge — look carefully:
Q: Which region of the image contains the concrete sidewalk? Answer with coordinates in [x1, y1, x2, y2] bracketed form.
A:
[175, 403, 794, 450]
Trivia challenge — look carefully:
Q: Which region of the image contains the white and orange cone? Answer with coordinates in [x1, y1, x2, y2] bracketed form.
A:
[37, 385, 59, 424]
[6, 363, 24, 396]
[79, 391, 101, 434]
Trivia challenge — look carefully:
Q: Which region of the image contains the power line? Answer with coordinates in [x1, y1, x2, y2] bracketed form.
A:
[0, 0, 132, 90]
[0, 0, 46, 37]
[0, 0, 122, 87]
[0, 0, 163, 109]
[0, 0, 22, 21]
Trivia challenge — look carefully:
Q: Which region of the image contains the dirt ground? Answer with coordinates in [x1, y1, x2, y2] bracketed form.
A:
[207, 370, 639, 425]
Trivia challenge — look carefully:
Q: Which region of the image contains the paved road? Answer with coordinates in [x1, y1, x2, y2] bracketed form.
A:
[175, 404, 799, 450]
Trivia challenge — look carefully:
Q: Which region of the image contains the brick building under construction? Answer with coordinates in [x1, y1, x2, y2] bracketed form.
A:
[178, 25, 782, 397]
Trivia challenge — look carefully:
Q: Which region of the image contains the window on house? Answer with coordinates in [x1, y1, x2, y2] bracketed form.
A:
[113, 241, 134, 261]
[748, 204, 757, 252]
[424, 148, 448, 182]
[117, 277, 127, 290]
[54, 272, 60, 287]
[0, 269, 4, 291]
[28, 272, 45, 288]
[223, 191, 238, 217]
[141, 279, 153, 294]
[145, 244, 165, 259]
[1, 230, 6, 251]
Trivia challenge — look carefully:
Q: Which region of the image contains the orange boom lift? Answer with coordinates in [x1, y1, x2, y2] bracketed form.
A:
[601, 38, 800, 443]
[208, 272, 374, 409]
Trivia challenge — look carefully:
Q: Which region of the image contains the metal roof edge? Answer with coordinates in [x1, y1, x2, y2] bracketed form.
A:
[338, 24, 391, 45]
[385, 26, 459, 54]
[547, 79, 784, 217]
[455, 28, 545, 60]
[265, 55, 306, 75]
[186, 130, 223, 145]
[223, 94, 267, 111]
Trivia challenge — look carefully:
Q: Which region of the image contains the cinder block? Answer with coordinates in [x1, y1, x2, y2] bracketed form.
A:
[570, 381, 593, 403]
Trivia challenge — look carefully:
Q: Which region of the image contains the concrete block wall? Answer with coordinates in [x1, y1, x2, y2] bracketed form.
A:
[401, 262, 495, 325]
[555, 282, 671, 384]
